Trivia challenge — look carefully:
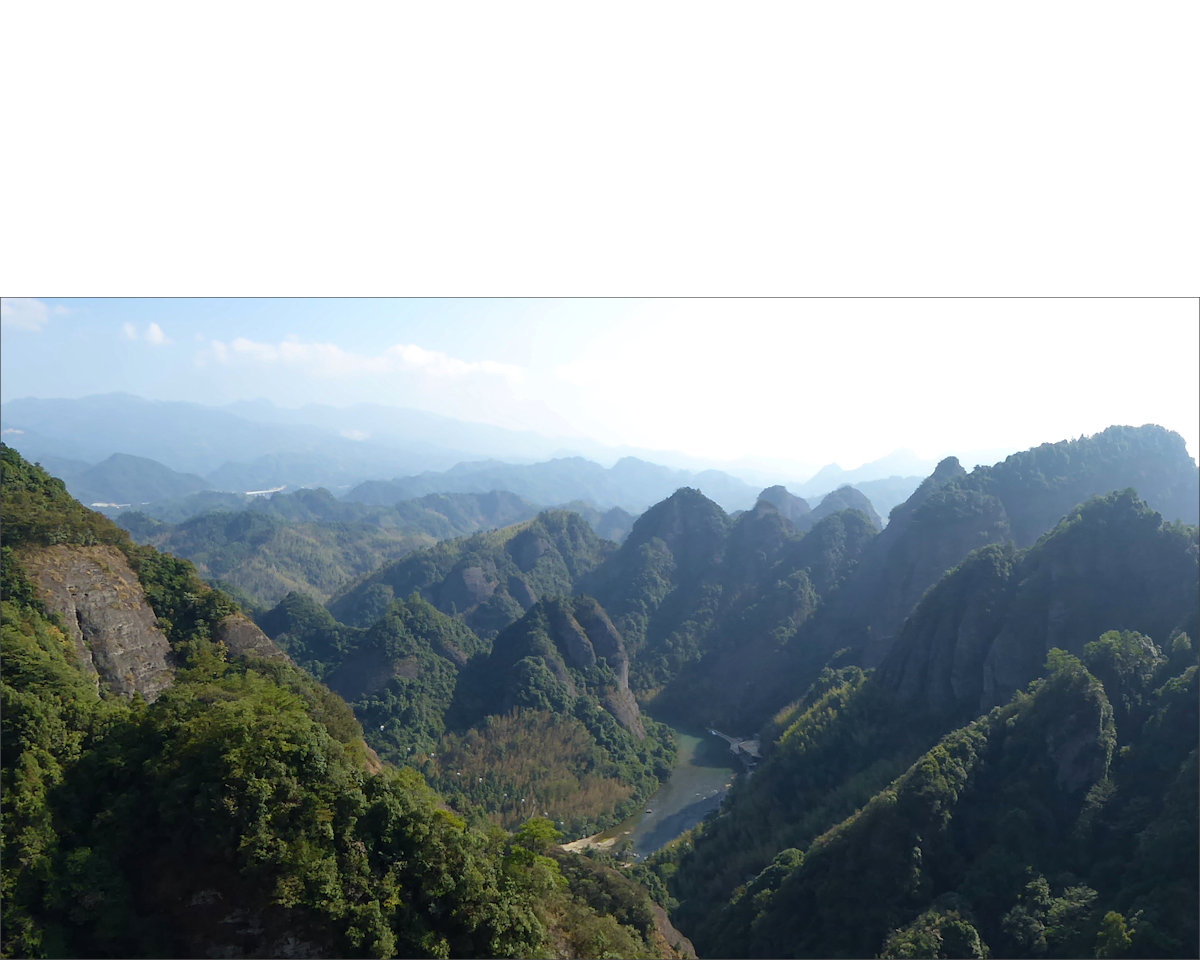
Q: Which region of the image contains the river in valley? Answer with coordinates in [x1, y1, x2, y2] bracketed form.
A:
[573, 729, 740, 859]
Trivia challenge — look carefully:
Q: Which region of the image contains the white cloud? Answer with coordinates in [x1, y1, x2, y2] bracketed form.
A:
[211, 336, 523, 383]
[340, 428, 370, 441]
[193, 335, 534, 431]
[122, 321, 170, 344]
[1, 297, 51, 331]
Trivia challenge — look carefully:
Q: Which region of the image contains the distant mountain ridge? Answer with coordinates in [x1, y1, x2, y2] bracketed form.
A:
[1, 393, 761, 507]
[344, 455, 761, 514]
[793, 448, 937, 495]
[48, 452, 211, 506]
[0, 393, 529, 479]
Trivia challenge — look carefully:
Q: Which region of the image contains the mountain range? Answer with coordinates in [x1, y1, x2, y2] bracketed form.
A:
[2, 420, 1196, 959]
[1, 446, 695, 959]
[1, 393, 928, 516]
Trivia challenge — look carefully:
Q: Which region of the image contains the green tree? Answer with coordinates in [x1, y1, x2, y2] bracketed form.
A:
[1094, 911, 1133, 958]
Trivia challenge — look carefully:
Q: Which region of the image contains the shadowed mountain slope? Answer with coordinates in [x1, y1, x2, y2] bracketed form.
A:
[750, 425, 1200, 717]
[660, 488, 1198, 958]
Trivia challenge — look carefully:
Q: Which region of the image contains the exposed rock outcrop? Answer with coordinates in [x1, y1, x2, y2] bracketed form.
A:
[558, 598, 645, 739]
[507, 527, 551, 572]
[651, 901, 698, 958]
[214, 613, 290, 662]
[19, 544, 174, 702]
[436, 562, 499, 613]
[549, 602, 597, 671]
[329, 647, 417, 699]
[496, 596, 646, 738]
[574, 596, 630, 687]
[1044, 687, 1114, 792]
[507, 574, 538, 610]
[602, 686, 646, 740]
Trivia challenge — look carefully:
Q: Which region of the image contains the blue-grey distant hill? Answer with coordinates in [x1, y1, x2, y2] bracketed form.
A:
[0, 393, 559, 486]
[1, 394, 760, 512]
[343, 456, 760, 515]
[793, 448, 936, 495]
[65, 453, 211, 507]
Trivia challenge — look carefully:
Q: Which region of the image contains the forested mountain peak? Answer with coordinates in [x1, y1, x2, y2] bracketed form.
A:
[809, 484, 882, 529]
[479, 595, 645, 739]
[658, 482, 1197, 957]
[688, 653, 1129, 958]
[117, 486, 548, 611]
[756, 484, 812, 527]
[758, 424, 1200, 691]
[621, 487, 730, 566]
[326, 507, 613, 635]
[959, 423, 1199, 543]
[886, 454, 967, 526]
[878, 489, 1199, 719]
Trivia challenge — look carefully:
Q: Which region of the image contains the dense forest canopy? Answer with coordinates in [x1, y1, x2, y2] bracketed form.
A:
[3, 421, 1197, 959]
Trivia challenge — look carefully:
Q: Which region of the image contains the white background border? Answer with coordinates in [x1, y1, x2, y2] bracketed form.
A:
[3, 1, 1197, 295]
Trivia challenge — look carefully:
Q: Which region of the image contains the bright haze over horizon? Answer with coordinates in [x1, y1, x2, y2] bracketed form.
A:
[2, 297, 1197, 480]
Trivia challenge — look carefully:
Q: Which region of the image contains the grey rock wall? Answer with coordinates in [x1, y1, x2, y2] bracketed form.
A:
[20, 544, 174, 702]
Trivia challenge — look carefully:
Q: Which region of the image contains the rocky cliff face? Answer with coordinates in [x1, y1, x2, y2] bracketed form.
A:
[573, 596, 631, 687]
[214, 613, 291, 662]
[18, 544, 175, 702]
[1042, 678, 1114, 792]
[498, 596, 647, 739]
[550, 598, 645, 739]
[14, 547, 289, 706]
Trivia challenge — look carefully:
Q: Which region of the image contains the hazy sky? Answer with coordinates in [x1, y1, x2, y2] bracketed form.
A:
[2, 297, 1197, 473]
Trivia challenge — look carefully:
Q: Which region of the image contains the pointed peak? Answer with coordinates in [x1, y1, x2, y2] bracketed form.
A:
[932, 455, 965, 479]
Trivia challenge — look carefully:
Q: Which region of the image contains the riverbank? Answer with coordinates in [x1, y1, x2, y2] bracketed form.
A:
[560, 830, 630, 854]
[560, 729, 737, 859]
